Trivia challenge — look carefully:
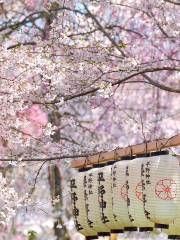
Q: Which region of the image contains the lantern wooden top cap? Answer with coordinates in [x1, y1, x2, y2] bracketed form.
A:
[71, 134, 180, 169]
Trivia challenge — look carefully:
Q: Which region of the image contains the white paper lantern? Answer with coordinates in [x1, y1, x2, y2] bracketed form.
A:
[70, 169, 98, 239]
[142, 153, 180, 228]
[112, 158, 137, 232]
[162, 156, 180, 239]
[97, 162, 122, 234]
[86, 165, 111, 237]
[127, 156, 154, 231]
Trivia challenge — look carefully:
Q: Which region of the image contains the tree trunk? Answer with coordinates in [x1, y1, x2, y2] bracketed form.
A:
[48, 164, 70, 240]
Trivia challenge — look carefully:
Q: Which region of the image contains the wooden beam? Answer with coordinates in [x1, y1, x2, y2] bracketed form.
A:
[71, 134, 180, 169]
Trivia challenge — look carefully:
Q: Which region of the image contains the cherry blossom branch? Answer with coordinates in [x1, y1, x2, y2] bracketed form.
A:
[0, 6, 84, 35]
[67, 24, 143, 38]
[34, 66, 180, 105]
[83, 4, 126, 57]
[0, 153, 96, 162]
[7, 41, 36, 50]
[142, 73, 180, 93]
[164, 0, 180, 5]
[30, 160, 49, 195]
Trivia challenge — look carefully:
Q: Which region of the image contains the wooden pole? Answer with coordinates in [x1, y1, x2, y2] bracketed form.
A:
[71, 134, 180, 169]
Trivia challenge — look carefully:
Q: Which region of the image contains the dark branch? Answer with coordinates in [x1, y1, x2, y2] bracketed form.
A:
[83, 4, 126, 57]
[0, 153, 98, 162]
[33, 67, 180, 105]
[164, 0, 180, 5]
[7, 42, 36, 50]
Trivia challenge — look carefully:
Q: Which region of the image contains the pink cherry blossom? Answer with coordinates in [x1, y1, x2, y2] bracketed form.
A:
[17, 105, 48, 138]
[25, 104, 48, 126]
[25, 0, 37, 9]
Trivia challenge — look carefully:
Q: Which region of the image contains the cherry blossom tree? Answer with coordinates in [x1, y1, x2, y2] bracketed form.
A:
[0, 0, 180, 239]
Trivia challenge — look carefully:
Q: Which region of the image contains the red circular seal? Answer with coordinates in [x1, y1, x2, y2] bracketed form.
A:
[155, 178, 177, 200]
[135, 181, 143, 202]
[120, 183, 128, 201]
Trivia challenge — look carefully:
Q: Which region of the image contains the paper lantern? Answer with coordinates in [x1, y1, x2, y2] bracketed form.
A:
[70, 169, 98, 239]
[127, 156, 154, 231]
[86, 165, 111, 237]
[142, 153, 180, 228]
[112, 158, 137, 232]
[161, 156, 180, 239]
[97, 162, 123, 234]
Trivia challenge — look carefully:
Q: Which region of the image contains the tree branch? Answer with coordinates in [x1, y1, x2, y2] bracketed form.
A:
[83, 4, 126, 57]
[7, 41, 36, 50]
[164, 0, 180, 5]
[0, 153, 98, 162]
[33, 67, 180, 105]
[0, 6, 84, 36]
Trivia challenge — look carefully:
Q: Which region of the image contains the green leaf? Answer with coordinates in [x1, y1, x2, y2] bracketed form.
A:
[28, 230, 37, 240]
[49, 2, 60, 11]
[119, 42, 127, 48]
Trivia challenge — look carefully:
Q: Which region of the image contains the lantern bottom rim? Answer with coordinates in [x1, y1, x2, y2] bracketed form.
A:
[86, 236, 98, 240]
[155, 223, 169, 229]
[111, 229, 124, 233]
[124, 227, 138, 231]
[168, 235, 180, 239]
[139, 227, 153, 232]
[98, 232, 110, 236]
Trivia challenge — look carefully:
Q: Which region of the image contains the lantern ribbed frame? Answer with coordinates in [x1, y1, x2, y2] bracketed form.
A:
[143, 155, 179, 227]
[70, 171, 98, 238]
[128, 157, 154, 229]
[112, 160, 134, 229]
[86, 168, 111, 234]
[98, 165, 121, 231]
[164, 157, 180, 237]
